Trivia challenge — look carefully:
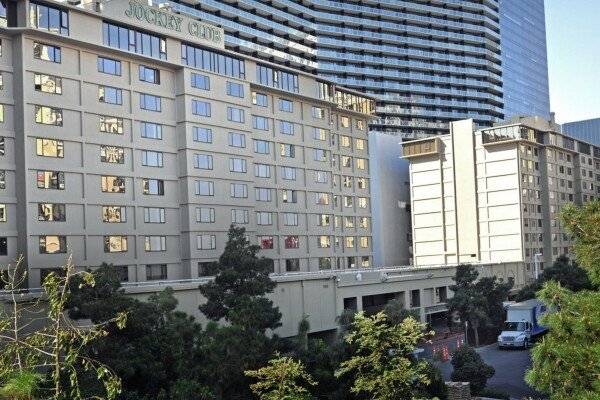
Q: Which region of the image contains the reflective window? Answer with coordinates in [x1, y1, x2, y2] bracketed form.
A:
[226, 81, 244, 98]
[30, 2, 69, 35]
[142, 150, 163, 167]
[192, 100, 211, 116]
[144, 207, 165, 223]
[191, 72, 210, 90]
[37, 171, 64, 190]
[256, 64, 298, 92]
[196, 207, 215, 223]
[103, 22, 166, 60]
[144, 236, 166, 252]
[279, 99, 293, 112]
[230, 183, 248, 198]
[253, 116, 269, 130]
[97, 57, 121, 75]
[182, 43, 245, 79]
[39, 235, 67, 254]
[33, 42, 61, 63]
[228, 132, 245, 148]
[227, 107, 244, 123]
[38, 203, 66, 222]
[193, 127, 212, 143]
[98, 86, 122, 105]
[102, 206, 126, 223]
[100, 145, 124, 164]
[197, 234, 216, 250]
[229, 158, 247, 173]
[254, 139, 270, 154]
[34, 74, 62, 94]
[141, 122, 162, 139]
[36, 138, 64, 158]
[255, 188, 271, 202]
[140, 93, 161, 111]
[143, 178, 164, 195]
[231, 209, 249, 224]
[35, 105, 62, 125]
[256, 211, 272, 225]
[139, 65, 160, 84]
[194, 154, 213, 170]
[252, 92, 267, 107]
[195, 180, 214, 196]
[104, 236, 127, 253]
[100, 116, 123, 134]
[101, 176, 125, 193]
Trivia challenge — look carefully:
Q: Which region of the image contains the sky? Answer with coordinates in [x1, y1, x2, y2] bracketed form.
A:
[545, 0, 600, 124]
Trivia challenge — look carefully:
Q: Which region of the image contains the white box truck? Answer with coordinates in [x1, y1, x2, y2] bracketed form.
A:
[497, 299, 548, 349]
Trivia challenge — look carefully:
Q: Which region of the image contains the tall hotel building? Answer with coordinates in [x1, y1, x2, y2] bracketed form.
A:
[166, 0, 506, 138]
[0, 0, 375, 286]
[404, 117, 599, 276]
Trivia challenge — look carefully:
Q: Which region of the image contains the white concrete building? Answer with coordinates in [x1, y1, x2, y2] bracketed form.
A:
[404, 116, 599, 278]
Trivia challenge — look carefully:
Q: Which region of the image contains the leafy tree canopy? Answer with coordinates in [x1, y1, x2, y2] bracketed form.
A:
[245, 354, 316, 400]
[450, 345, 494, 395]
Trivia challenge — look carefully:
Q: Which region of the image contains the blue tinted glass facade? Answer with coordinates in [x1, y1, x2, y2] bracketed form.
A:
[499, 0, 550, 119]
[562, 118, 600, 146]
[168, 0, 504, 139]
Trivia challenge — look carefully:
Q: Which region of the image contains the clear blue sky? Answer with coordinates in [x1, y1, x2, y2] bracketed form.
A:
[546, 0, 600, 124]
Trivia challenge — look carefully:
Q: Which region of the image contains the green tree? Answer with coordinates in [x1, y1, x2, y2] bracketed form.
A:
[245, 354, 316, 400]
[515, 255, 594, 301]
[383, 298, 420, 326]
[67, 264, 211, 400]
[447, 265, 512, 346]
[526, 201, 600, 399]
[335, 311, 433, 400]
[199, 225, 280, 332]
[0, 256, 126, 400]
[450, 345, 494, 395]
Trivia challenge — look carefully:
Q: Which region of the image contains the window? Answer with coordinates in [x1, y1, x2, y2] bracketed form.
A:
[280, 121, 294, 135]
[319, 258, 332, 270]
[254, 140, 271, 154]
[144, 207, 165, 223]
[0, 171, 4, 189]
[35, 105, 62, 125]
[36, 138, 64, 158]
[282, 190, 297, 204]
[146, 264, 167, 281]
[194, 154, 213, 170]
[197, 235, 216, 250]
[345, 237, 355, 248]
[34, 74, 62, 94]
[357, 177, 367, 189]
[255, 187, 272, 202]
[342, 156, 352, 167]
[182, 44, 245, 79]
[252, 92, 268, 107]
[100, 146, 125, 164]
[341, 135, 351, 147]
[37, 171, 64, 190]
[142, 150, 163, 167]
[191, 72, 210, 90]
[356, 158, 367, 170]
[318, 214, 331, 226]
[357, 120, 365, 130]
[0, 237, 6, 255]
[39, 235, 66, 254]
[285, 258, 300, 272]
[340, 116, 350, 128]
[230, 183, 248, 198]
[141, 122, 162, 139]
[360, 237, 370, 248]
[140, 93, 161, 111]
[103, 22, 166, 60]
[196, 207, 215, 223]
[315, 192, 330, 205]
[33, 42, 61, 62]
[259, 236, 273, 250]
[193, 127, 212, 143]
[279, 98, 293, 112]
[229, 158, 247, 173]
[359, 217, 369, 228]
[318, 236, 331, 248]
[256, 64, 299, 92]
[226, 81, 244, 97]
[231, 209, 249, 224]
[30, 2, 69, 35]
[102, 206, 126, 223]
[356, 139, 366, 150]
[139, 65, 160, 84]
[314, 149, 328, 162]
[192, 100, 211, 116]
[227, 107, 245, 123]
[145, 236, 166, 252]
[280, 143, 295, 158]
[99, 86, 122, 105]
[345, 216, 355, 228]
[97, 57, 121, 75]
[100, 116, 123, 134]
[253, 116, 269, 131]
[104, 236, 128, 252]
[358, 197, 368, 208]
[315, 171, 328, 183]
[312, 106, 325, 119]
[254, 164, 271, 178]
[281, 166, 296, 180]
[283, 213, 298, 226]
[256, 211, 272, 225]
[38, 203, 66, 221]
[113, 266, 129, 282]
[284, 235, 299, 249]
[228, 132, 246, 148]
[101, 176, 125, 193]
[343, 176, 353, 188]
[195, 180, 214, 196]
[344, 196, 354, 208]
[143, 179, 164, 195]
[313, 128, 327, 141]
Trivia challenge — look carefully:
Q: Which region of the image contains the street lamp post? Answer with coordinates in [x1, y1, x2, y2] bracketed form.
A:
[534, 253, 543, 280]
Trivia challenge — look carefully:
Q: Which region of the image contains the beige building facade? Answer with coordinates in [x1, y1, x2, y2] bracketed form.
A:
[405, 116, 597, 277]
[0, 0, 375, 287]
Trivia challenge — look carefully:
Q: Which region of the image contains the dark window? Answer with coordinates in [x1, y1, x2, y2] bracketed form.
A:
[0, 236, 6, 255]
[181, 43, 245, 79]
[103, 22, 166, 60]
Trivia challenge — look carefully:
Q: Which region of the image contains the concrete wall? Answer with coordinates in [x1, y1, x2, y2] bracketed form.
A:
[370, 132, 411, 266]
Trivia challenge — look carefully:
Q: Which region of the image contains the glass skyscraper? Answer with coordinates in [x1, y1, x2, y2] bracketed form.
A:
[562, 118, 600, 146]
[499, 0, 550, 119]
[168, 0, 505, 138]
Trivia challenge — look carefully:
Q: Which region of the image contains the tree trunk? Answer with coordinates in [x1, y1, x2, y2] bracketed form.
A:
[472, 323, 480, 347]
